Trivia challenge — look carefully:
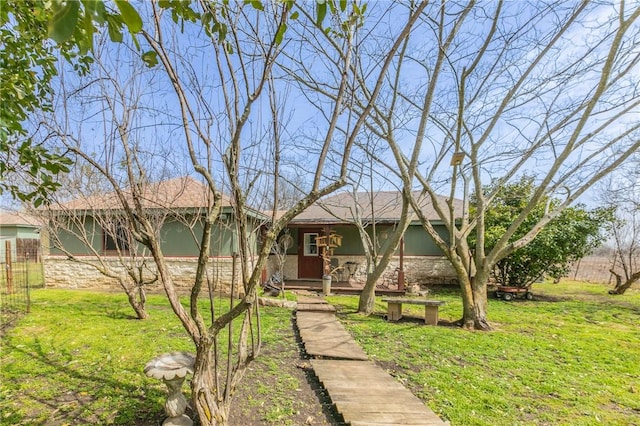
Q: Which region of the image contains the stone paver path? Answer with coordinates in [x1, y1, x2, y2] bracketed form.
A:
[295, 296, 450, 426]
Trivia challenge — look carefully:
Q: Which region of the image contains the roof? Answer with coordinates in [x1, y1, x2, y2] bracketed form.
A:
[0, 210, 41, 227]
[52, 176, 234, 211]
[290, 191, 462, 224]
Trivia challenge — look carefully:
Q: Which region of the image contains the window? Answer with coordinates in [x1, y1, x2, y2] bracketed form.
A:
[104, 222, 130, 253]
[303, 233, 318, 256]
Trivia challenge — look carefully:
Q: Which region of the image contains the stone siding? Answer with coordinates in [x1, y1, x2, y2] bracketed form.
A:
[267, 254, 457, 285]
[399, 256, 458, 285]
[43, 255, 241, 294]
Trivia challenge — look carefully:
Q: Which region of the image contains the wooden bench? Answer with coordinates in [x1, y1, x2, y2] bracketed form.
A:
[381, 298, 446, 325]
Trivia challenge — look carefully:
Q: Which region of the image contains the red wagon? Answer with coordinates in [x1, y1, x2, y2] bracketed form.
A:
[495, 285, 534, 301]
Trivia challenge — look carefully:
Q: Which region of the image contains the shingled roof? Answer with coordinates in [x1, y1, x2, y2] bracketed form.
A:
[52, 176, 233, 211]
[291, 191, 462, 224]
[0, 210, 41, 227]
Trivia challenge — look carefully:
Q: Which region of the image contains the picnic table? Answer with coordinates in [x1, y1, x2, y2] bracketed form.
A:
[381, 297, 446, 325]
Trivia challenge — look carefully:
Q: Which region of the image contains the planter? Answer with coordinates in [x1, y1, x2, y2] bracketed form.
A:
[322, 274, 332, 296]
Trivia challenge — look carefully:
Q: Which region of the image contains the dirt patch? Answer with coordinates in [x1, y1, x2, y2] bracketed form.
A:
[153, 316, 342, 425]
[228, 317, 341, 425]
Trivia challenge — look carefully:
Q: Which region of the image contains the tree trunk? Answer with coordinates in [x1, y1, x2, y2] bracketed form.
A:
[470, 278, 491, 330]
[457, 276, 476, 329]
[128, 296, 149, 320]
[458, 269, 492, 330]
[357, 268, 385, 314]
[609, 270, 640, 295]
[191, 340, 229, 426]
[120, 279, 149, 320]
[358, 193, 412, 315]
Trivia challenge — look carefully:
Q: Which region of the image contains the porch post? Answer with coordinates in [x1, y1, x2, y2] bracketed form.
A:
[398, 237, 405, 292]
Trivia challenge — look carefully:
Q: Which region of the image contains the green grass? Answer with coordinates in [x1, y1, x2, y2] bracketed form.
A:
[0, 289, 298, 425]
[328, 281, 640, 426]
[2, 282, 639, 425]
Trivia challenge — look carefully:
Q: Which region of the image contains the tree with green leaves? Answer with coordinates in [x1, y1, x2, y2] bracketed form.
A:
[1, 1, 74, 205]
[473, 177, 611, 289]
[1, 0, 145, 205]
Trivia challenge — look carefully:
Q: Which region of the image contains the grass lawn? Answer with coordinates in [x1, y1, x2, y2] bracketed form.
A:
[0, 290, 329, 426]
[1, 281, 638, 425]
[329, 281, 640, 426]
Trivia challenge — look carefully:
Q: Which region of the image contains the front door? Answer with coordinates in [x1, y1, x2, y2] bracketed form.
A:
[298, 230, 323, 279]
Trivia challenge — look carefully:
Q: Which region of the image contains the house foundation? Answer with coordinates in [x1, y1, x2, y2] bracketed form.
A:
[43, 256, 241, 294]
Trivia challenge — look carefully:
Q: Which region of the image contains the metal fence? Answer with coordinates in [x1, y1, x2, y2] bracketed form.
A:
[1, 240, 44, 334]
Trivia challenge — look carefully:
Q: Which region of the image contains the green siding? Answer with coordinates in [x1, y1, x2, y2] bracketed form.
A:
[51, 217, 102, 255]
[159, 220, 201, 256]
[0, 225, 38, 239]
[51, 212, 448, 258]
[15, 226, 40, 239]
[286, 229, 299, 255]
[329, 225, 395, 255]
[213, 225, 236, 256]
[152, 219, 238, 257]
[403, 224, 448, 255]
[51, 214, 245, 257]
[283, 223, 448, 256]
[331, 226, 362, 254]
[0, 227, 17, 238]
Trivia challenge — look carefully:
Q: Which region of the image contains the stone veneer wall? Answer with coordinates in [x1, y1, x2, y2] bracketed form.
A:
[43, 255, 241, 294]
[399, 256, 458, 285]
[267, 254, 457, 285]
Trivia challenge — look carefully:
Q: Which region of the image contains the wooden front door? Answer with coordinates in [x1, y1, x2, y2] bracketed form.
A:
[298, 229, 323, 279]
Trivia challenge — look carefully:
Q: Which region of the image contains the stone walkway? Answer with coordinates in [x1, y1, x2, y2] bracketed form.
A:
[296, 295, 450, 426]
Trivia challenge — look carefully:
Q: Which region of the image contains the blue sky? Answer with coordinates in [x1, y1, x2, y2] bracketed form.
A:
[3, 0, 637, 213]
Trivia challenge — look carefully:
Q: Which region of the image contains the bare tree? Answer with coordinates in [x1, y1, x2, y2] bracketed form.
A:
[292, 1, 640, 328]
[600, 164, 640, 294]
[397, 2, 639, 329]
[262, 231, 291, 298]
[345, 136, 413, 311]
[39, 169, 160, 319]
[34, 1, 423, 423]
[280, 1, 431, 313]
[608, 214, 640, 294]
[315, 182, 413, 311]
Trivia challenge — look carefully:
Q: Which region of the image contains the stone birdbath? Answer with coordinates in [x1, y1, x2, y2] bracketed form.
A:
[144, 351, 196, 426]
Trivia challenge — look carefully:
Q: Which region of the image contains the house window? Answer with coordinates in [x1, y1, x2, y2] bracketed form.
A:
[104, 222, 130, 253]
[303, 233, 318, 256]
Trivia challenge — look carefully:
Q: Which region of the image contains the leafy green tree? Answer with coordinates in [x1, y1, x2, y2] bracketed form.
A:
[1, 0, 142, 205]
[473, 177, 611, 288]
[1, 1, 77, 205]
[1, 0, 280, 205]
